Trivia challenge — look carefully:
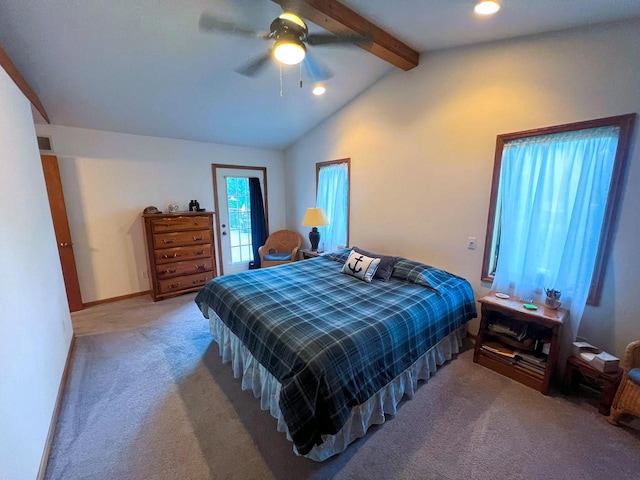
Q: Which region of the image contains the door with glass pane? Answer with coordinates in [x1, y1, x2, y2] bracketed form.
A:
[212, 165, 267, 275]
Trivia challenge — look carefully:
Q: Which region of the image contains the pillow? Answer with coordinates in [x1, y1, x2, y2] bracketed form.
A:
[322, 248, 352, 264]
[391, 259, 460, 294]
[352, 246, 399, 282]
[341, 250, 381, 283]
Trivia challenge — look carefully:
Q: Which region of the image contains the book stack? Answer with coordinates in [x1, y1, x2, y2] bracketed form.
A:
[479, 341, 548, 376]
[487, 320, 528, 342]
[515, 350, 547, 375]
[481, 341, 516, 359]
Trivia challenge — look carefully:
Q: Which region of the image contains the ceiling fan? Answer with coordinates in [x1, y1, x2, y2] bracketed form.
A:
[199, 10, 370, 81]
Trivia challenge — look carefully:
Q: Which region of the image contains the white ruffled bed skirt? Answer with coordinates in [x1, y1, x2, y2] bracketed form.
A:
[206, 306, 467, 461]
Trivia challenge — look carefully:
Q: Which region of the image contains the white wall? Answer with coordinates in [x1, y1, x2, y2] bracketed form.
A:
[34, 124, 286, 303]
[0, 68, 73, 479]
[284, 20, 640, 357]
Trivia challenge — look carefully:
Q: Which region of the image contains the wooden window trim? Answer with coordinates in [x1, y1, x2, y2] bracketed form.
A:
[316, 158, 351, 248]
[481, 114, 636, 306]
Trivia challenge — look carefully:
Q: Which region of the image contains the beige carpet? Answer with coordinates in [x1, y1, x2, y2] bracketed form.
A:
[46, 294, 640, 479]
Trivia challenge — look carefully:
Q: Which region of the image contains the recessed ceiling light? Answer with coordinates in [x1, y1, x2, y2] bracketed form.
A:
[312, 85, 326, 96]
[474, 0, 501, 15]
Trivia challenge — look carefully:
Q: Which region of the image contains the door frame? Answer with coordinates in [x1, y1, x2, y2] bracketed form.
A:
[211, 164, 269, 275]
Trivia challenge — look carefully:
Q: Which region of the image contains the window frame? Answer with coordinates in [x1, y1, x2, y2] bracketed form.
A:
[316, 158, 351, 248]
[481, 114, 636, 306]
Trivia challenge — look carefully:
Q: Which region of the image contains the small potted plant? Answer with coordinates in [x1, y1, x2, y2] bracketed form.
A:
[544, 288, 561, 309]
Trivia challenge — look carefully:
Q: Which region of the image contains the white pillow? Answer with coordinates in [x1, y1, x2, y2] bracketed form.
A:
[341, 250, 381, 283]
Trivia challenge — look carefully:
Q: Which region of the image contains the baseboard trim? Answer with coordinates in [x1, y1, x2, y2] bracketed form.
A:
[37, 334, 76, 480]
[83, 290, 150, 308]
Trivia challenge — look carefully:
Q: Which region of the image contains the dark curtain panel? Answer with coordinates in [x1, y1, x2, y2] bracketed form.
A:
[249, 177, 267, 269]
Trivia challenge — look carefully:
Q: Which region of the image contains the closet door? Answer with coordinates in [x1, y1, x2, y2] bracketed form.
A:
[41, 154, 83, 312]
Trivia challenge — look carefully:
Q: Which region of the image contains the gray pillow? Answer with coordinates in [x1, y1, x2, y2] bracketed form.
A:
[352, 246, 399, 281]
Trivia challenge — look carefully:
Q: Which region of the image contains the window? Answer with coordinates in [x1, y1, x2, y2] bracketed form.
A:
[226, 176, 253, 263]
[316, 159, 350, 252]
[482, 114, 636, 306]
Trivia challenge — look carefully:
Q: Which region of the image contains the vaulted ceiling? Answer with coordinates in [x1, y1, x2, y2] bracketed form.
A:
[1, 0, 639, 149]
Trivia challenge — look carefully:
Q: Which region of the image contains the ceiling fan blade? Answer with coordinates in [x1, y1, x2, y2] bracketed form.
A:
[235, 51, 273, 77]
[199, 13, 269, 39]
[303, 52, 334, 82]
[306, 33, 372, 47]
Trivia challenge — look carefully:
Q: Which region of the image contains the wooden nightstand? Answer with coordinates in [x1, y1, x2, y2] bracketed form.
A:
[299, 249, 323, 260]
[473, 292, 567, 394]
[562, 355, 622, 415]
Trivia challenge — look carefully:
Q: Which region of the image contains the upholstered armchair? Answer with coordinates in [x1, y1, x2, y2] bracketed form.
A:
[258, 230, 302, 268]
[608, 340, 640, 425]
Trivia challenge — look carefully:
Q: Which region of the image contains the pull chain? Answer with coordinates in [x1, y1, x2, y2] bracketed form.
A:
[299, 63, 303, 88]
[280, 64, 283, 97]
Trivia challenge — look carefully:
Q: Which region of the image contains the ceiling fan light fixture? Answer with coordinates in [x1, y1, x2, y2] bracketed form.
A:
[312, 84, 326, 96]
[278, 12, 306, 30]
[474, 0, 501, 15]
[273, 39, 306, 65]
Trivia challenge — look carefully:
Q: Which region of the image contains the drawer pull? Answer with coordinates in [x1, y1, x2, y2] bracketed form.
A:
[192, 236, 203, 241]
[165, 268, 177, 274]
[158, 223, 170, 227]
[168, 282, 181, 289]
[192, 278, 207, 284]
[194, 264, 205, 270]
[163, 253, 178, 259]
[194, 250, 205, 255]
[163, 239, 176, 244]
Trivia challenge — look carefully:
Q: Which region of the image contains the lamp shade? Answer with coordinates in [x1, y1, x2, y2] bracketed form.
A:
[301, 207, 329, 227]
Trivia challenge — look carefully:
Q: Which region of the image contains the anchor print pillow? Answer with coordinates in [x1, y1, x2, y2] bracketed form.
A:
[341, 250, 381, 283]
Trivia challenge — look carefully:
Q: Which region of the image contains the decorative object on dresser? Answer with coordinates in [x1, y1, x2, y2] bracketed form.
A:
[143, 205, 162, 214]
[301, 207, 329, 251]
[473, 292, 568, 394]
[189, 199, 205, 212]
[142, 211, 216, 301]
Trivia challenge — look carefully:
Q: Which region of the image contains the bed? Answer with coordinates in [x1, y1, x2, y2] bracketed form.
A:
[195, 249, 476, 461]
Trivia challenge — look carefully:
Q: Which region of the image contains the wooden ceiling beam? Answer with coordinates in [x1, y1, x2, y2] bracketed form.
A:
[0, 44, 50, 123]
[271, 0, 419, 71]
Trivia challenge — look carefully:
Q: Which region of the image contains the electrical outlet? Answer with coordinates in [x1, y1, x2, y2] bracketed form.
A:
[467, 237, 477, 250]
[141, 270, 149, 279]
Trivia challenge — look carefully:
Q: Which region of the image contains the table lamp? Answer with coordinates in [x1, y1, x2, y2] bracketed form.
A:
[301, 207, 329, 251]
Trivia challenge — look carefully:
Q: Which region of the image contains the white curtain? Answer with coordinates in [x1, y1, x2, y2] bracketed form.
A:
[316, 163, 348, 252]
[492, 126, 620, 359]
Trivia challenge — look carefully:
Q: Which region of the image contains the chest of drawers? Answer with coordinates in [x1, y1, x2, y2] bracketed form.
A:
[143, 212, 217, 301]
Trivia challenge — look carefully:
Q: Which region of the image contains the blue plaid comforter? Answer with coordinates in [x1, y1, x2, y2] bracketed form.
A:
[195, 250, 476, 455]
